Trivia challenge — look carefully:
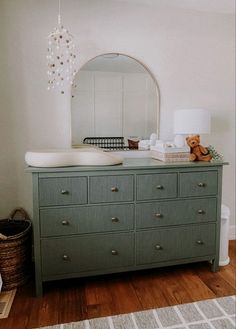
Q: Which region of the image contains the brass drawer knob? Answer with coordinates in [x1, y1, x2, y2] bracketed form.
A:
[198, 209, 205, 215]
[62, 254, 70, 261]
[196, 240, 204, 245]
[155, 244, 162, 250]
[111, 217, 119, 223]
[111, 187, 119, 192]
[61, 189, 69, 195]
[111, 250, 118, 255]
[197, 182, 205, 187]
[156, 185, 163, 190]
[155, 213, 162, 218]
[61, 220, 69, 225]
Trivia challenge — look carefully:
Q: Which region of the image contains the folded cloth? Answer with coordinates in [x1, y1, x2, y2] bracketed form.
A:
[151, 144, 190, 153]
[138, 140, 150, 150]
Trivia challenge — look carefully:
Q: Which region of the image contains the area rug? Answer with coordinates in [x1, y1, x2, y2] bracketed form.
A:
[0, 289, 17, 319]
[35, 295, 236, 329]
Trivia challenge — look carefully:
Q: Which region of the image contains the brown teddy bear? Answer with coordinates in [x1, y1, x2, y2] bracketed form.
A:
[186, 135, 212, 161]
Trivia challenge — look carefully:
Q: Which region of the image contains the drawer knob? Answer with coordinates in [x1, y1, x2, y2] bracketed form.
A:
[61, 189, 69, 195]
[111, 187, 119, 192]
[156, 185, 163, 190]
[111, 250, 118, 255]
[155, 244, 162, 250]
[111, 217, 119, 223]
[62, 254, 70, 261]
[197, 182, 205, 187]
[198, 209, 205, 215]
[155, 213, 162, 218]
[61, 220, 69, 225]
[196, 240, 204, 245]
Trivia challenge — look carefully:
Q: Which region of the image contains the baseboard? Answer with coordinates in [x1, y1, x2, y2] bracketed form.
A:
[229, 225, 236, 240]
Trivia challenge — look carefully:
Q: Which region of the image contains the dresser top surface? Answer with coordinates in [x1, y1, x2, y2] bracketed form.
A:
[26, 158, 226, 173]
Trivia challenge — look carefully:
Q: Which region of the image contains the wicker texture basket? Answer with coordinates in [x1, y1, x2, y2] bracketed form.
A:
[0, 208, 32, 291]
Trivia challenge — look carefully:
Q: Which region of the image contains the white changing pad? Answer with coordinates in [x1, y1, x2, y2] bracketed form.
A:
[25, 148, 123, 167]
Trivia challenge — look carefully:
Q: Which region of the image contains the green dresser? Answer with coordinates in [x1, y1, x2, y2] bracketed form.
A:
[28, 158, 224, 296]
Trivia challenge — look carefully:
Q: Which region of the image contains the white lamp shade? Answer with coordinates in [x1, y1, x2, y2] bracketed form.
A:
[173, 109, 211, 134]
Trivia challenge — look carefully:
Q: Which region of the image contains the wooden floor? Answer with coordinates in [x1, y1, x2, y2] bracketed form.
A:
[1, 240, 235, 329]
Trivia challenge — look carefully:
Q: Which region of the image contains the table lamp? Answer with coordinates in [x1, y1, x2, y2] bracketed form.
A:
[173, 108, 211, 147]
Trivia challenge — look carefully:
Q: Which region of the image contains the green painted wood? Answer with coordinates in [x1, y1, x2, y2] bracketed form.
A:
[39, 177, 87, 206]
[136, 198, 217, 229]
[136, 223, 216, 265]
[28, 161, 225, 296]
[211, 166, 223, 272]
[32, 173, 43, 296]
[89, 175, 134, 203]
[40, 203, 134, 237]
[26, 158, 226, 173]
[179, 171, 218, 197]
[41, 232, 134, 276]
[136, 173, 177, 200]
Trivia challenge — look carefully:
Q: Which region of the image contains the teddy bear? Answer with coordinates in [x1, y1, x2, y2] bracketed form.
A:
[186, 135, 212, 162]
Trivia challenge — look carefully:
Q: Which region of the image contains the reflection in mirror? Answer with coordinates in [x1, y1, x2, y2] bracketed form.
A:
[71, 54, 159, 148]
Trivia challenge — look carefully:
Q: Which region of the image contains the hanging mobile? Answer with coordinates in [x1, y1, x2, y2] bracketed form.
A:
[46, 0, 77, 94]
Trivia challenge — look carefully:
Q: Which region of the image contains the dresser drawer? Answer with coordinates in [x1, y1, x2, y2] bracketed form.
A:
[40, 204, 134, 237]
[89, 175, 134, 203]
[136, 198, 217, 229]
[136, 223, 216, 265]
[41, 233, 134, 276]
[179, 171, 218, 197]
[137, 173, 177, 200]
[39, 177, 87, 206]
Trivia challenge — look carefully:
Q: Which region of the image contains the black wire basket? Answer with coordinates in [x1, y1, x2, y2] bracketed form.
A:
[83, 136, 130, 150]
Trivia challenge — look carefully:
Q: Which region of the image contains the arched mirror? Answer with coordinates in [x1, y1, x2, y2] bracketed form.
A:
[71, 53, 160, 149]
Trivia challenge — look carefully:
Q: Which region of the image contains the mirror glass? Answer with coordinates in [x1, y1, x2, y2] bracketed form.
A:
[71, 53, 159, 148]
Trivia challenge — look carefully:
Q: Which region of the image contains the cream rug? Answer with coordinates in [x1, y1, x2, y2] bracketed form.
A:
[0, 289, 16, 319]
[35, 295, 236, 329]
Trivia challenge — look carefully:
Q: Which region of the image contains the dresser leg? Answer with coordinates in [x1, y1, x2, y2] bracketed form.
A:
[211, 259, 219, 272]
[35, 280, 43, 297]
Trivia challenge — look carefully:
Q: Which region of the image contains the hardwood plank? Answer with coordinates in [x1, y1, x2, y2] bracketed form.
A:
[2, 317, 28, 329]
[229, 240, 236, 268]
[196, 268, 236, 297]
[175, 267, 216, 301]
[58, 284, 85, 324]
[86, 303, 115, 319]
[85, 277, 113, 306]
[131, 269, 172, 309]
[106, 275, 142, 314]
[218, 264, 236, 289]
[33, 286, 60, 328]
[150, 270, 194, 306]
[132, 265, 213, 308]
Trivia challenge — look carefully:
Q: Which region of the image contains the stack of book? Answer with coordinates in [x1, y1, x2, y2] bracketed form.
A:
[151, 144, 190, 162]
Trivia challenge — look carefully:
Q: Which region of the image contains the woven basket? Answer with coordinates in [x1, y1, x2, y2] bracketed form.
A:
[0, 207, 32, 291]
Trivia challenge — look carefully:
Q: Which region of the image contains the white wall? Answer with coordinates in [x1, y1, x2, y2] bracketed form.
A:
[0, 0, 235, 232]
